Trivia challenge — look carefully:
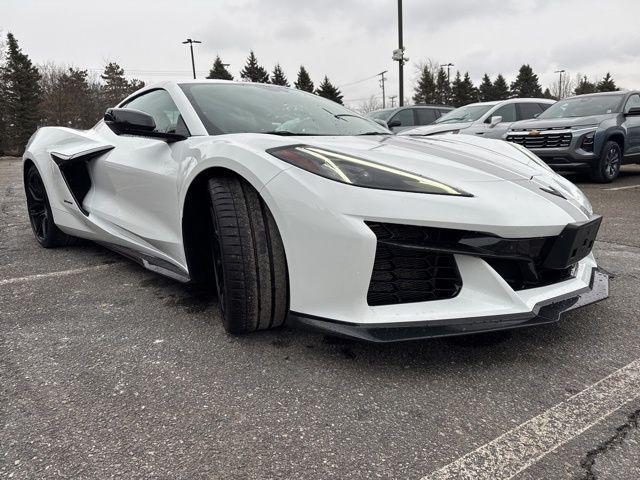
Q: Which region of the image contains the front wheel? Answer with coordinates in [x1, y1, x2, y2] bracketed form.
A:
[590, 140, 622, 183]
[207, 176, 288, 334]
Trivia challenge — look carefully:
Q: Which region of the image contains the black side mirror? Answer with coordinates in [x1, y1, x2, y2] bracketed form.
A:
[104, 108, 187, 142]
[387, 119, 401, 128]
[625, 107, 640, 117]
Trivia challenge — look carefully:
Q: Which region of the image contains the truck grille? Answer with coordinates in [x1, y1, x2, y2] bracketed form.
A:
[507, 132, 572, 149]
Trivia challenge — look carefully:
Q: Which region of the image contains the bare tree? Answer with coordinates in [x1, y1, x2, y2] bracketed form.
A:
[549, 73, 574, 100]
[357, 95, 382, 114]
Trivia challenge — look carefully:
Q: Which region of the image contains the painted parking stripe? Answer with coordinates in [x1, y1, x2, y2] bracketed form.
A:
[0, 263, 117, 286]
[604, 184, 640, 191]
[422, 358, 640, 480]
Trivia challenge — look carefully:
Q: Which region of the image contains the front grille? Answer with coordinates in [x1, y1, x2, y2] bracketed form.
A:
[366, 222, 578, 306]
[507, 132, 572, 149]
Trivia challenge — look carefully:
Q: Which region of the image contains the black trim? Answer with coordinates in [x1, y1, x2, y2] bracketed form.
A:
[286, 268, 609, 343]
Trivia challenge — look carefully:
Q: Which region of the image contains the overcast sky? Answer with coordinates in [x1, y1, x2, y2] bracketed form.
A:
[2, 0, 639, 108]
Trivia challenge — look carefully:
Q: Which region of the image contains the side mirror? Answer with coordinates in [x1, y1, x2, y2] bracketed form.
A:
[489, 115, 503, 127]
[387, 119, 401, 128]
[625, 107, 640, 116]
[104, 108, 187, 142]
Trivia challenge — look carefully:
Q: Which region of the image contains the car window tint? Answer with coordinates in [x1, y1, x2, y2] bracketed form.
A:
[624, 94, 640, 113]
[488, 103, 516, 123]
[518, 102, 543, 120]
[415, 108, 437, 125]
[390, 109, 414, 126]
[122, 89, 185, 134]
[538, 103, 552, 112]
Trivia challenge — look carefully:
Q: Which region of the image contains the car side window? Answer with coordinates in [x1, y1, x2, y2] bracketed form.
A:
[486, 104, 517, 123]
[538, 103, 552, 113]
[624, 94, 640, 113]
[122, 89, 188, 135]
[517, 102, 543, 120]
[390, 109, 415, 127]
[415, 108, 437, 125]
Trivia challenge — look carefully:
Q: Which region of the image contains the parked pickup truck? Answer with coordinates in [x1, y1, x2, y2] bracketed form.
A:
[505, 91, 640, 182]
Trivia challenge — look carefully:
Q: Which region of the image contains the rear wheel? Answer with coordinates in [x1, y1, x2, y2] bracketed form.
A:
[207, 176, 288, 334]
[590, 140, 621, 183]
[24, 164, 78, 248]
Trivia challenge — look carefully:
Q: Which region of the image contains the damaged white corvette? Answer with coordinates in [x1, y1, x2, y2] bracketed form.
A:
[23, 80, 608, 341]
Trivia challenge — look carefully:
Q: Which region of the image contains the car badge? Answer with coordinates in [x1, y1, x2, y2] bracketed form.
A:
[529, 129, 541, 136]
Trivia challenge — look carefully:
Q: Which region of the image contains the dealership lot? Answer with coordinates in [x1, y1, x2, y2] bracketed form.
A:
[1, 156, 640, 479]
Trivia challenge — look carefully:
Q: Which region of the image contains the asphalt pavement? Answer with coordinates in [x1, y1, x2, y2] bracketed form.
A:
[2, 156, 640, 479]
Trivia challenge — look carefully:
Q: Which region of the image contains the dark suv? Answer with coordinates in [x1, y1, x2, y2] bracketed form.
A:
[505, 91, 640, 182]
[367, 105, 453, 133]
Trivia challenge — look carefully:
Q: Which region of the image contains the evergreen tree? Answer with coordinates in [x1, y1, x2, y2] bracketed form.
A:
[413, 65, 437, 104]
[574, 75, 597, 95]
[492, 74, 510, 100]
[270, 63, 289, 86]
[434, 67, 451, 105]
[0, 33, 41, 155]
[478, 74, 494, 102]
[240, 50, 269, 83]
[510, 64, 542, 98]
[542, 87, 555, 100]
[450, 71, 477, 107]
[596, 72, 618, 92]
[100, 62, 144, 107]
[315, 76, 343, 104]
[294, 65, 314, 92]
[207, 55, 233, 80]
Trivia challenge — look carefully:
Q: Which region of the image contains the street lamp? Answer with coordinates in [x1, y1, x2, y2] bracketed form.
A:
[392, 0, 409, 106]
[555, 69, 566, 99]
[182, 38, 202, 79]
[442, 62, 454, 84]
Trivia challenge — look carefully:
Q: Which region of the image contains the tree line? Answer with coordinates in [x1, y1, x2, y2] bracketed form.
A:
[413, 61, 620, 107]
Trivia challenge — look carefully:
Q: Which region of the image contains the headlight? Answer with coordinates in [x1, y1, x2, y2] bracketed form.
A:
[580, 131, 595, 152]
[267, 145, 472, 196]
[549, 174, 594, 216]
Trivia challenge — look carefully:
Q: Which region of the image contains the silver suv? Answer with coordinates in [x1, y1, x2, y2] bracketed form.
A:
[399, 98, 555, 139]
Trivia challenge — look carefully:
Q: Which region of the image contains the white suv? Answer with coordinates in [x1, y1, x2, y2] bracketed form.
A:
[399, 98, 555, 139]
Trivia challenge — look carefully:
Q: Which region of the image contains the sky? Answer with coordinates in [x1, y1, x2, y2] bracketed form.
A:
[2, 0, 639, 109]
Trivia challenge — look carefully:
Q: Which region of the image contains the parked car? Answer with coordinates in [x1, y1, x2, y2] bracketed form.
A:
[399, 98, 555, 139]
[23, 80, 608, 341]
[505, 91, 640, 182]
[367, 105, 453, 132]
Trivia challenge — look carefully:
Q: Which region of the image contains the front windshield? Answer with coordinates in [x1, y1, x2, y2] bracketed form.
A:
[435, 104, 493, 124]
[180, 83, 389, 136]
[537, 95, 623, 119]
[367, 109, 394, 120]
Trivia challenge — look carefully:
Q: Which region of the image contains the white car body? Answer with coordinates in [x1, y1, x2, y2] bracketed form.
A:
[400, 98, 556, 140]
[24, 81, 608, 342]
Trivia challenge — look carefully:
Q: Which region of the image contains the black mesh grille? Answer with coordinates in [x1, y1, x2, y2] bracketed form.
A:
[507, 132, 572, 149]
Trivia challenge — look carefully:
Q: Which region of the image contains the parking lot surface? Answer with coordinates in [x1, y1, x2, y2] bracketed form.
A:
[2, 156, 640, 479]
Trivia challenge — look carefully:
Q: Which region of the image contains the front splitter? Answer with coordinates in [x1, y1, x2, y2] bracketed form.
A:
[286, 268, 610, 343]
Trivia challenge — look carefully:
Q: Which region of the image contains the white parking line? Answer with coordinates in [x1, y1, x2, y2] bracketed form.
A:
[0, 264, 117, 286]
[604, 184, 640, 191]
[422, 358, 640, 480]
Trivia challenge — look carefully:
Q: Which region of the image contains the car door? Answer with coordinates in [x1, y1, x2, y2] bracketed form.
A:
[479, 103, 517, 138]
[85, 89, 190, 263]
[623, 94, 640, 157]
[388, 108, 416, 132]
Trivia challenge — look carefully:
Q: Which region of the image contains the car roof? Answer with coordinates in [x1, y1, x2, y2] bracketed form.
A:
[564, 90, 638, 100]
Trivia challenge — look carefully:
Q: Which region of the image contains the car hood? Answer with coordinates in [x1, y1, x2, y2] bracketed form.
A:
[510, 114, 616, 130]
[397, 122, 472, 136]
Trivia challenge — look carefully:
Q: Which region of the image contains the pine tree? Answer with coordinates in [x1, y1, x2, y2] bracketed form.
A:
[270, 63, 289, 86]
[542, 88, 555, 100]
[315, 76, 343, 104]
[0, 33, 41, 155]
[100, 62, 144, 107]
[596, 72, 618, 92]
[207, 55, 233, 80]
[478, 74, 494, 102]
[510, 64, 542, 98]
[240, 51, 269, 83]
[413, 65, 437, 104]
[451, 71, 477, 107]
[294, 66, 314, 92]
[492, 74, 510, 100]
[574, 75, 597, 95]
[434, 67, 451, 105]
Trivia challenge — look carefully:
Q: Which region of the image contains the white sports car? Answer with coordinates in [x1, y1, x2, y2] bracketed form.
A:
[23, 80, 609, 342]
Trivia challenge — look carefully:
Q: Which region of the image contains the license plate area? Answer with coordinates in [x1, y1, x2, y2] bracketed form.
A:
[543, 216, 602, 269]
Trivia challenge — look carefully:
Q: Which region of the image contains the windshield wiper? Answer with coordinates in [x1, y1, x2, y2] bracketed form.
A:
[262, 131, 318, 136]
[356, 132, 389, 135]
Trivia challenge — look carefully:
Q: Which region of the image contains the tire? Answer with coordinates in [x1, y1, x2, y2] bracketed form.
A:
[590, 140, 622, 183]
[207, 175, 288, 334]
[24, 164, 79, 248]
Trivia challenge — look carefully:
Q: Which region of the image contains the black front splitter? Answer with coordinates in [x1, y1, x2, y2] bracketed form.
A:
[286, 268, 609, 343]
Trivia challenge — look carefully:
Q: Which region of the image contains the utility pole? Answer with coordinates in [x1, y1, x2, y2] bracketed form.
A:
[443, 62, 454, 84]
[390, 95, 397, 107]
[378, 70, 388, 108]
[182, 38, 202, 79]
[555, 69, 565, 99]
[397, 0, 404, 106]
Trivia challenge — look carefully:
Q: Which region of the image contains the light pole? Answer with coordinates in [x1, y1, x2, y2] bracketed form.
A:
[378, 70, 388, 108]
[392, 0, 409, 106]
[443, 62, 454, 84]
[555, 69, 565, 99]
[182, 38, 202, 79]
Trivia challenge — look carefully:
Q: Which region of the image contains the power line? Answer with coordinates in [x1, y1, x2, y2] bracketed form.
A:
[338, 73, 382, 89]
